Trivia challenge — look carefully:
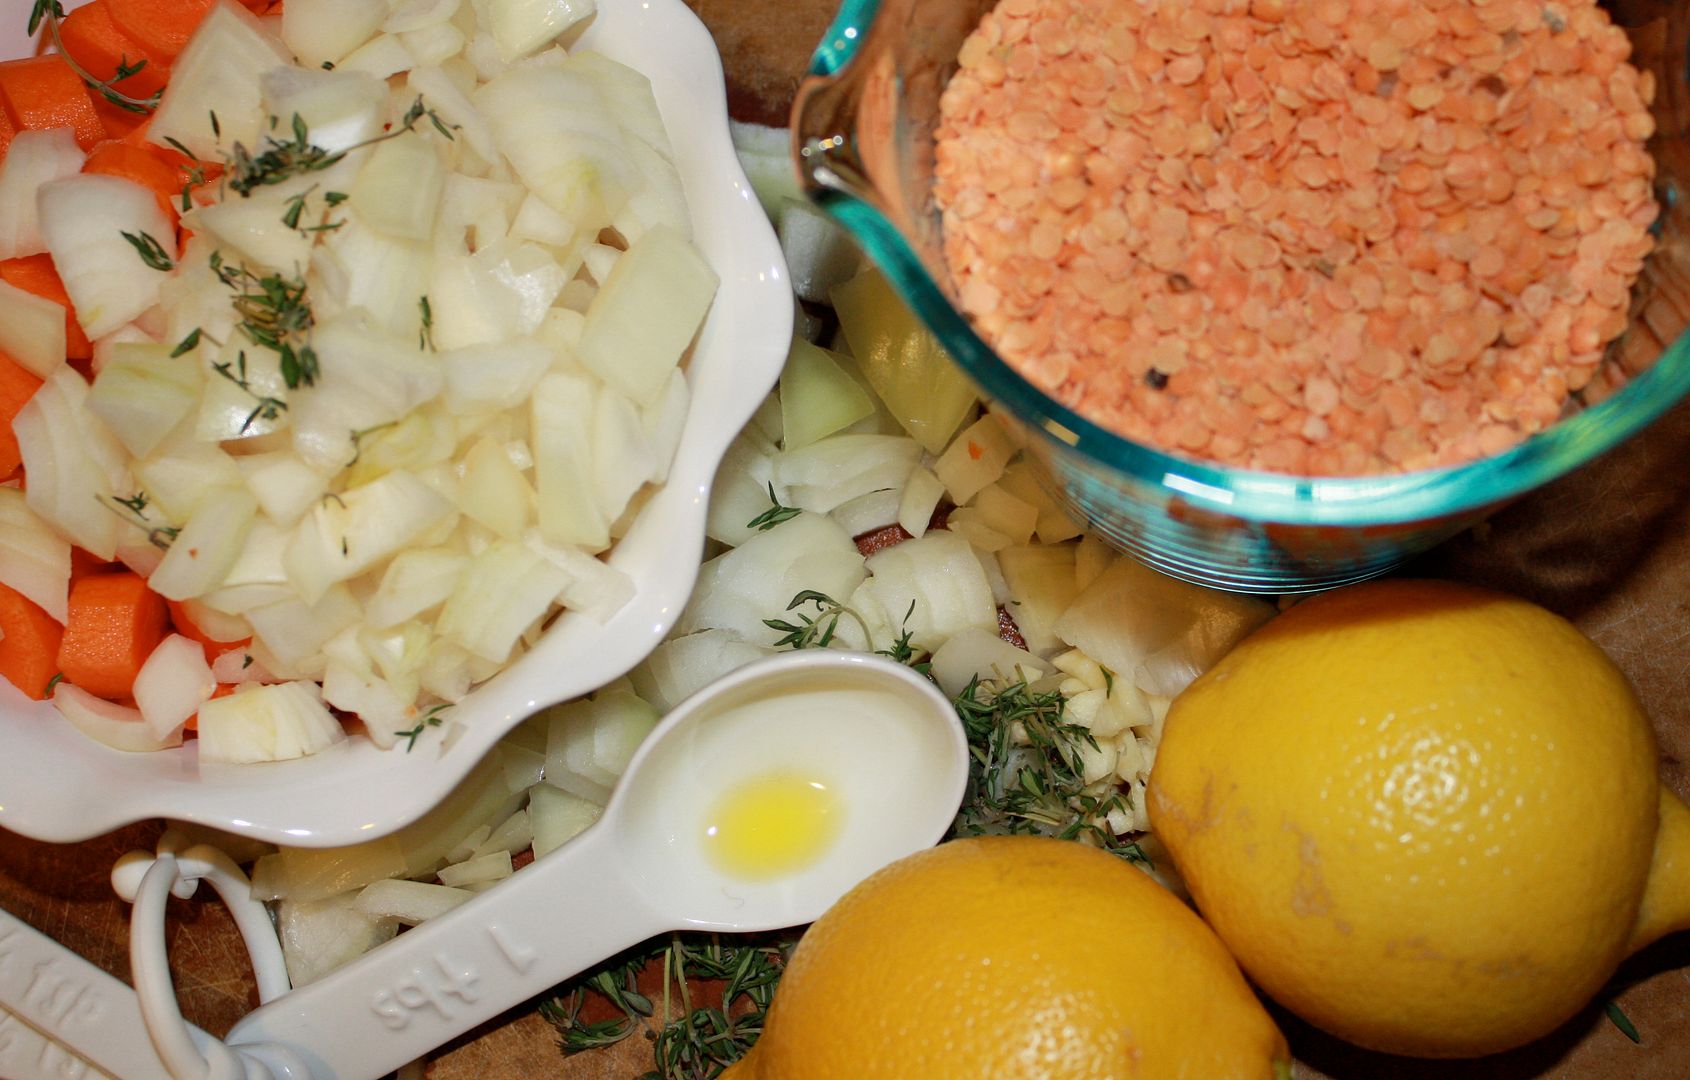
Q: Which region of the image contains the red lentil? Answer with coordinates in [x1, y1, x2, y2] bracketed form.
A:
[933, 0, 1657, 475]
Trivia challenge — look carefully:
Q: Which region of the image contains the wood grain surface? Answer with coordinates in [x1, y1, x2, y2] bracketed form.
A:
[3, 2, 1689, 1078]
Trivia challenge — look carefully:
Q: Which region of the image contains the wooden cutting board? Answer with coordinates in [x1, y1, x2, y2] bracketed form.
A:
[3, 2, 1688, 1077]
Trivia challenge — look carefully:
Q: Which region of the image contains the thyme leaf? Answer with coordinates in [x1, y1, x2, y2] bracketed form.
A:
[1605, 1000, 1642, 1043]
[950, 676, 1150, 867]
[100, 491, 180, 550]
[745, 483, 800, 531]
[26, 1, 62, 37]
[418, 295, 435, 351]
[281, 185, 346, 233]
[210, 350, 288, 433]
[396, 704, 452, 752]
[121, 230, 174, 271]
[875, 599, 931, 676]
[347, 421, 397, 468]
[543, 932, 794, 1078]
[30, 3, 160, 114]
[226, 98, 456, 196]
[170, 328, 203, 358]
[211, 253, 318, 389]
[763, 590, 871, 651]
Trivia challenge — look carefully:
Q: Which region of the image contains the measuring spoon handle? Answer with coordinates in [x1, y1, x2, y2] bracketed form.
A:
[224, 823, 667, 1079]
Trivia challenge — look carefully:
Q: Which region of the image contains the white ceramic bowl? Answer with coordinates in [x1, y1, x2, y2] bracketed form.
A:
[0, 0, 790, 846]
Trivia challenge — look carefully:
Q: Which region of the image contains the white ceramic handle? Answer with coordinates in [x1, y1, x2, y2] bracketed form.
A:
[224, 822, 669, 1080]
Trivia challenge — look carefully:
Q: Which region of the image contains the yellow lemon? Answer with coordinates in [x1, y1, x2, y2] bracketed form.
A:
[723, 835, 1290, 1080]
[1148, 579, 1690, 1059]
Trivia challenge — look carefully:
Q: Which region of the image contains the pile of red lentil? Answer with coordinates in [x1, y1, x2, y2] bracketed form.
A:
[933, 0, 1658, 475]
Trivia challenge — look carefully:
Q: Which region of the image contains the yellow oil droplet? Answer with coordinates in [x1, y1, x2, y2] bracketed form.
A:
[701, 770, 844, 880]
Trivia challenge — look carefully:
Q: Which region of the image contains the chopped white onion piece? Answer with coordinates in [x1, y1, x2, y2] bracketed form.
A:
[356, 878, 473, 925]
[0, 487, 70, 623]
[436, 849, 512, 887]
[54, 684, 183, 753]
[0, 278, 67, 378]
[133, 634, 217, 739]
[37, 174, 174, 340]
[196, 680, 346, 765]
[437, 540, 571, 663]
[148, 4, 292, 159]
[147, 487, 259, 601]
[0, 127, 85, 260]
[14, 365, 130, 560]
[282, 0, 388, 68]
[528, 782, 601, 858]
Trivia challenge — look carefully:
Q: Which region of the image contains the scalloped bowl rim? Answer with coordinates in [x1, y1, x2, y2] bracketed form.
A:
[0, 0, 792, 847]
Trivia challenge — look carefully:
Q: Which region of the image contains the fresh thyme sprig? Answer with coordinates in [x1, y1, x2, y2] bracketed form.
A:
[161, 136, 214, 212]
[396, 704, 451, 752]
[101, 491, 180, 550]
[347, 421, 397, 468]
[875, 599, 931, 675]
[226, 98, 455, 197]
[211, 251, 319, 389]
[170, 328, 203, 358]
[541, 948, 652, 1052]
[950, 676, 1149, 866]
[1605, 1000, 1642, 1043]
[648, 936, 789, 1080]
[745, 484, 801, 531]
[121, 230, 174, 271]
[763, 590, 871, 650]
[210, 350, 287, 433]
[543, 932, 793, 1080]
[29, 2, 161, 114]
[418, 295, 435, 351]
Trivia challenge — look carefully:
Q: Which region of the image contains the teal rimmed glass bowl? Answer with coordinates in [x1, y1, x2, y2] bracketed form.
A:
[791, 0, 1690, 593]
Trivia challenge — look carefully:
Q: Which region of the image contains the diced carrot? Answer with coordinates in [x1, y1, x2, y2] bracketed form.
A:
[56, 1, 170, 101]
[0, 351, 43, 478]
[121, 121, 218, 211]
[0, 56, 106, 151]
[118, 116, 151, 147]
[83, 140, 180, 223]
[0, 583, 65, 700]
[70, 546, 118, 582]
[56, 571, 169, 701]
[165, 598, 251, 662]
[0, 108, 15, 160]
[0, 254, 92, 361]
[93, 95, 148, 141]
[105, 0, 220, 68]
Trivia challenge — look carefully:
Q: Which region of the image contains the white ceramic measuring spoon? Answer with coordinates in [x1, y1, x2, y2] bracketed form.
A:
[166, 651, 966, 1080]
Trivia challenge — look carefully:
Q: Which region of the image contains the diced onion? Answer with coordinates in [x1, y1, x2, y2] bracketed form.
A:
[0, 127, 85, 260]
[196, 680, 346, 765]
[148, 487, 260, 601]
[133, 634, 217, 739]
[54, 684, 183, 753]
[356, 878, 473, 925]
[0, 487, 70, 623]
[0, 278, 68, 378]
[37, 174, 175, 339]
[14, 365, 130, 560]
